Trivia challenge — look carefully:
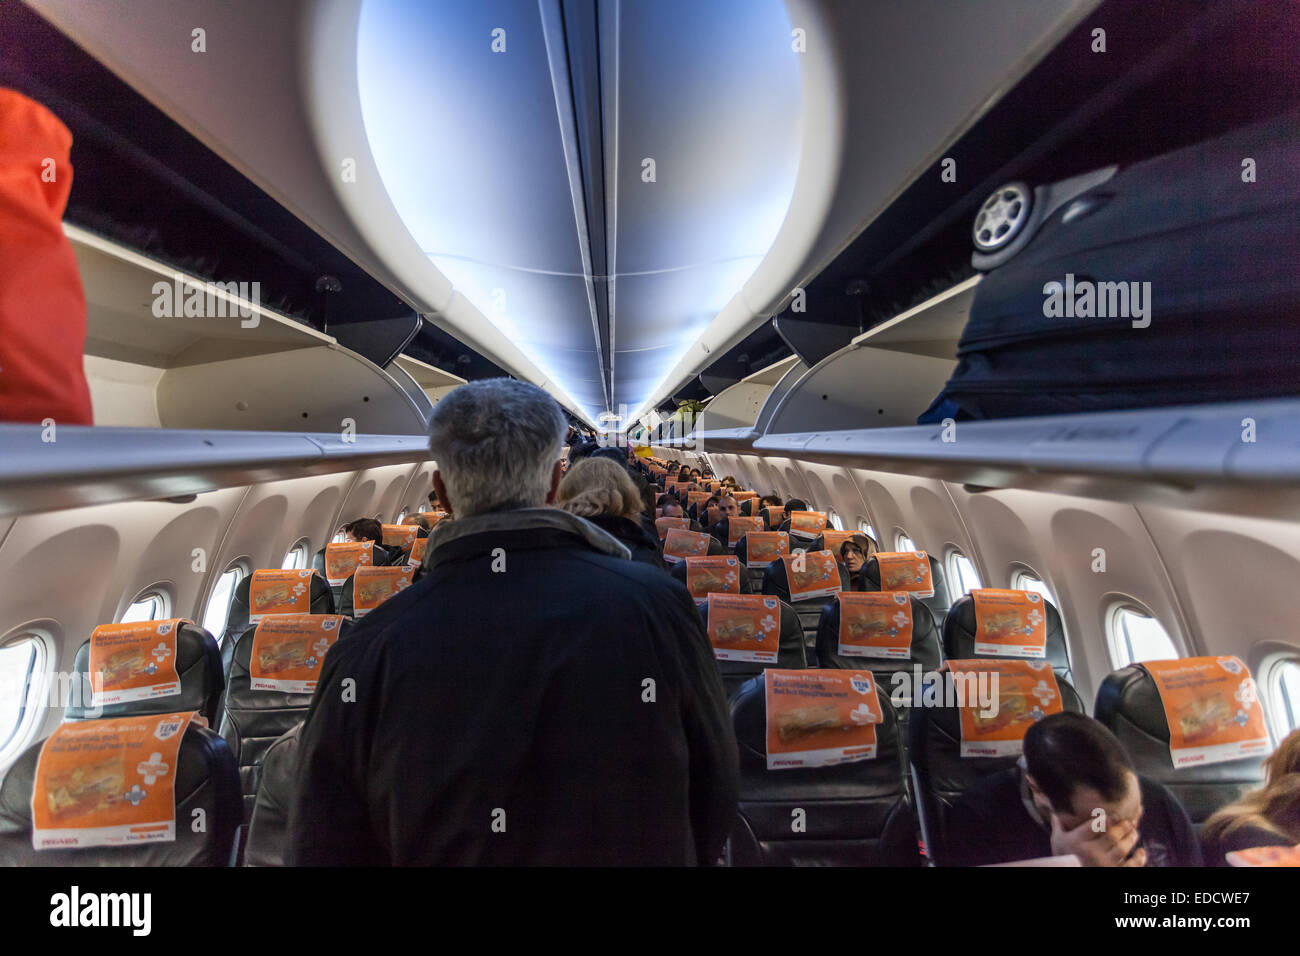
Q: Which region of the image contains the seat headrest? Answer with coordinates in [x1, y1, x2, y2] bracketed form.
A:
[224, 570, 335, 647]
[861, 552, 951, 619]
[670, 555, 749, 597]
[68, 620, 224, 726]
[311, 543, 392, 585]
[733, 531, 791, 571]
[942, 591, 1073, 684]
[0, 719, 241, 866]
[762, 551, 849, 605]
[1094, 660, 1269, 821]
[339, 565, 417, 619]
[730, 670, 900, 769]
[816, 593, 943, 674]
[224, 615, 354, 712]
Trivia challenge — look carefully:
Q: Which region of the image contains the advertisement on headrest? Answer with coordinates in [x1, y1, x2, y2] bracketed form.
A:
[249, 615, 345, 694]
[351, 565, 416, 618]
[971, 589, 1048, 659]
[781, 550, 842, 602]
[406, 538, 428, 566]
[788, 511, 828, 540]
[731, 490, 758, 502]
[655, 516, 689, 540]
[706, 594, 781, 663]
[763, 506, 785, 528]
[944, 659, 1062, 757]
[88, 619, 185, 707]
[1143, 657, 1270, 768]
[420, 511, 450, 527]
[662, 528, 711, 564]
[31, 711, 195, 850]
[764, 669, 883, 769]
[325, 541, 375, 587]
[248, 569, 314, 623]
[821, 530, 857, 554]
[381, 523, 419, 549]
[875, 551, 934, 598]
[687, 490, 711, 507]
[726, 516, 764, 547]
[838, 592, 913, 659]
[685, 556, 740, 603]
[744, 531, 789, 569]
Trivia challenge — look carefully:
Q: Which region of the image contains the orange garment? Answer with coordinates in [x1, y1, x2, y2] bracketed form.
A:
[0, 88, 92, 424]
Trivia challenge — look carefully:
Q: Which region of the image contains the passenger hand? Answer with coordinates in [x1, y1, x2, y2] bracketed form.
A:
[1049, 814, 1141, 867]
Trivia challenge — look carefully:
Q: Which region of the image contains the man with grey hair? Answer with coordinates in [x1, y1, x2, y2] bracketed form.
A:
[291, 379, 738, 865]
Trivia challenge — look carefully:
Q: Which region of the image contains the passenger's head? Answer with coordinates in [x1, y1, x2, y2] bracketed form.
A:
[718, 495, 739, 518]
[760, 494, 782, 508]
[340, 518, 383, 545]
[1203, 728, 1300, 846]
[839, 534, 875, 574]
[555, 456, 644, 521]
[660, 501, 684, 519]
[1022, 712, 1141, 832]
[690, 468, 702, 479]
[784, 498, 808, 518]
[427, 489, 441, 508]
[402, 514, 432, 531]
[427, 378, 568, 518]
[722, 475, 737, 488]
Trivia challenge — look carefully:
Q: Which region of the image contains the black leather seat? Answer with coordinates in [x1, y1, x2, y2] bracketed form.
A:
[816, 593, 943, 676]
[909, 668, 1084, 865]
[728, 674, 919, 866]
[709, 517, 763, 554]
[733, 532, 791, 592]
[0, 720, 241, 866]
[243, 722, 301, 867]
[339, 566, 417, 618]
[67, 620, 224, 727]
[669, 555, 752, 598]
[860, 553, 952, 629]
[311, 543, 391, 605]
[697, 596, 806, 699]
[218, 615, 352, 827]
[762, 552, 849, 649]
[942, 593, 1074, 685]
[1095, 664, 1268, 824]
[221, 571, 336, 665]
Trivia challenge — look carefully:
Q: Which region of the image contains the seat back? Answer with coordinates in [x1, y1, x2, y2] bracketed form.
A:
[68, 619, 224, 726]
[312, 542, 390, 605]
[339, 565, 417, 618]
[218, 615, 352, 825]
[728, 672, 917, 866]
[222, 570, 335, 657]
[662, 528, 724, 564]
[762, 551, 849, 648]
[699, 595, 806, 698]
[908, 663, 1084, 865]
[243, 722, 301, 867]
[861, 552, 951, 625]
[0, 717, 241, 866]
[1094, 660, 1269, 823]
[942, 591, 1073, 684]
[713, 516, 765, 554]
[816, 593, 943, 675]
[734, 531, 791, 592]
[670, 555, 751, 599]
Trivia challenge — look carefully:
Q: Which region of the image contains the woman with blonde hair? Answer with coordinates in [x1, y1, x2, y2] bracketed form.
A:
[556, 456, 664, 569]
[1201, 727, 1300, 864]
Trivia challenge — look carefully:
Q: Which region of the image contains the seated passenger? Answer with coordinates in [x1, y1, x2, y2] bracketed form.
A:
[782, 498, 809, 521]
[759, 494, 783, 510]
[1201, 728, 1300, 865]
[838, 535, 875, 588]
[947, 712, 1201, 867]
[402, 513, 432, 532]
[556, 457, 665, 570]
[659, 500, 686, 520]
[291, 379, 737, 866]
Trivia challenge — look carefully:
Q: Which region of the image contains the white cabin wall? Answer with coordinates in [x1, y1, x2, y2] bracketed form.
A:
[0, 460, 432, 759]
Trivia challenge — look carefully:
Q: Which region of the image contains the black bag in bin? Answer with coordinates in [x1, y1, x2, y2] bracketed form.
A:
[918, 110, 1300, 423]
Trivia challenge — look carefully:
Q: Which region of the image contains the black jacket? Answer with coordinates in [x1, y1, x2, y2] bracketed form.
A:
[583, 513, 665, 570]
[946, 766, 1202, 867]
[289, 508, 738, 865]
